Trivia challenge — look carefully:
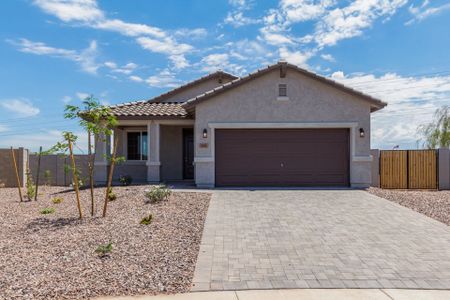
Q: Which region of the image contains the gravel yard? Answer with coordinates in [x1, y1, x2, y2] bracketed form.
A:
[368, 187, 450, 226]
[0, 186, 210, 300]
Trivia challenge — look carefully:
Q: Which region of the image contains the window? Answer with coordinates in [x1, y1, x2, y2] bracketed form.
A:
[127, 131, 148, 160]
[278, 84, 287, 97]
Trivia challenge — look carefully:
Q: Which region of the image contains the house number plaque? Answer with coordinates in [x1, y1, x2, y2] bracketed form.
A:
[199, 143, 208, 148]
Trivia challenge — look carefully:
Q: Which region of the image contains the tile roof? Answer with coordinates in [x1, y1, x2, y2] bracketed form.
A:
[109, 102, 188, 118]
[182, 61, 387, 112]
[147, 70, 237, 103]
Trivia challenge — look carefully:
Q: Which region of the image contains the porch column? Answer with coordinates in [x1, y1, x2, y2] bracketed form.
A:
[94, 132, 110, 184]
[147, 121, 161, 182]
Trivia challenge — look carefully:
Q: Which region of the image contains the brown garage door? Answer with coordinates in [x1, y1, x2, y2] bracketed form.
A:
[215, 129, 350, 187]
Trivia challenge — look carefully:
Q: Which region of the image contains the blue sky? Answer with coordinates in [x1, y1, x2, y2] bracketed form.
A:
[1, 0, 450, 151]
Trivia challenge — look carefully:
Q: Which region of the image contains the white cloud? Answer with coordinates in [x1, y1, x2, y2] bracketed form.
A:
[224, 0, 260, 27]
[129, 75, 144, 83]
[0, 125, 9, 133]
[33, 0, 193, 68]
[11, 38, 100, 74]
[321, 53, 335, 62]
[62, 96, 72, 103]
[279, 47, 312, 67]
[0, 99, 40, 117]
[406, 1, 450, 25]
[314, 0, 408, 47]
[33, 0, 103, 22]
[174, 28, 208, 39]
[146, 69, 181, 88]
[136, 37, 192, 69]
[330, 71, 450, 148]
[76, 92, 90, 100]
[224, 11, 261, 27]
[104, 61, 138, 75]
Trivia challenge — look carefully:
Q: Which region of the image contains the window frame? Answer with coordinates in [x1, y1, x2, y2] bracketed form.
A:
[125, 130, 148, 161]
[278, 83, 287, 97]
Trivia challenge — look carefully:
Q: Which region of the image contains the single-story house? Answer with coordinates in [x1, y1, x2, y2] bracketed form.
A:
[94, 61, 387, 188]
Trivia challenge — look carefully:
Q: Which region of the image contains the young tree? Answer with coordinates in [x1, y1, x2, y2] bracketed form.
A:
[49, 132, 83, 219]
[65, 96, 117, 216]
[418, 105, 450, 149]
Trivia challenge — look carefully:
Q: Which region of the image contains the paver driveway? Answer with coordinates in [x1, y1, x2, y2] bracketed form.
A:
[192, 190, 450, 291]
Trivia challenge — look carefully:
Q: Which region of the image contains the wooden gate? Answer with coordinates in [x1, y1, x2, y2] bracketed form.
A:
[380, 150, 437, 189]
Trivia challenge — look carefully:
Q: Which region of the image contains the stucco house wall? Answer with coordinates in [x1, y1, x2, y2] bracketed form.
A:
[193, 68, 373, 187]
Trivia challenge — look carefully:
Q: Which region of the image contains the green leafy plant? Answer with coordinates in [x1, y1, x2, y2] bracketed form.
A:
[119, 174, 133, 186]
[95, 242, 113, 257]
[418, 105, 450, 148]
[140, 214, 153, 225]
[145, 184, 172, 203]
[43, 169, 52, 186]
[52, 197, 63, 204]
[65, 95, 119, 217]
[107, 188, 117, 201]
[40, 207, 55, 214]
[25, 168, 36, 200]
[48, 132, 83, 219]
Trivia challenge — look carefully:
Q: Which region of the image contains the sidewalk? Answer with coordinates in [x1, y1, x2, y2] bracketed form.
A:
[96, 289, 450, 300]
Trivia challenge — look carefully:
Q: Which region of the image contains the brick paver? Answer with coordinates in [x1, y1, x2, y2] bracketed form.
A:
[192, 190, 450, 291]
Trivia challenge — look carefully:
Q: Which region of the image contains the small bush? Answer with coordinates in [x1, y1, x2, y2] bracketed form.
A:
[95, 242, 112, 257]
[140, 214, 153, 225]
[52, 197, 63, 204]
[40, 207, 55, 214]
[107, 188, 117, 201]
[145, 184, 171, 203]
[26, 169, 35, 200]
[119, 175, 133, 186]
[43, 170, 52, 185]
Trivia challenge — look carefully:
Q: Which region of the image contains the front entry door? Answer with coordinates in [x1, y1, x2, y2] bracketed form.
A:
[183, 128, 194, 179]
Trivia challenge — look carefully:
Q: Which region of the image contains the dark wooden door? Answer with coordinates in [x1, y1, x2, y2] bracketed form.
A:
[215, 129, 350, 187]
[183, 128, 194, 179]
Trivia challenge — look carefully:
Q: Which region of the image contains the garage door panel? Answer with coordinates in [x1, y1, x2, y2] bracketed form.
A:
[215, 129, 349, 187]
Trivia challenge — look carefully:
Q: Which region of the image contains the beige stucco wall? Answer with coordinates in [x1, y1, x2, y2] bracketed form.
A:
[0, 148, 27, 188]
[193, 68, 373, 187]
[159, 77, 233, 103]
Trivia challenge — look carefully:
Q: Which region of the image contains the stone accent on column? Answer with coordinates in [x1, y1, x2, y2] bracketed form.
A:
[147, 122, 161, 183]
[94, 133, 110, 185]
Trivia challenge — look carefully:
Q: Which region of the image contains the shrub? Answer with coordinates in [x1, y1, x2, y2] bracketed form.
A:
[119, 175, 133, 186]
[26, 169, 36, 200]
[43, 170, 52, 185]
[107, 188, 117, 201]
[95, 242, 112, 257]
[40, 207, 55, 214]
[52, 197, 63, 204]
[140, 214, 153, 225]
[145, 184, 171, 203]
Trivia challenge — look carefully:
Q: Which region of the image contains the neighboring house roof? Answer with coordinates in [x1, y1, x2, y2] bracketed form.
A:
[182, 61, 387, 112]
[109, 102, 188, 119]
[147, 70, 238, 103]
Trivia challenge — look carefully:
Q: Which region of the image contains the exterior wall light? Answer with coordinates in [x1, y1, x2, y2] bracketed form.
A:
[359, 128, 365, 138]
[202, 128, 208, 138]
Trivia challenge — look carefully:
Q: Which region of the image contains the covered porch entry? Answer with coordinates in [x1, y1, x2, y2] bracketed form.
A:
[94, 119, 195, 184]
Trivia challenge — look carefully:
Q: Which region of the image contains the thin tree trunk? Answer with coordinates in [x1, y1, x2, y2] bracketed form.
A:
[68, 139, 83, 219]
[34, 146, 42, 201]
[10, 147, 23, 202]
[88, 130, 95, 216]
[102, 136, 118, 218]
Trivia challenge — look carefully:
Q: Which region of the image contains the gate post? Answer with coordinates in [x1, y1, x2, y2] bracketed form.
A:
[439, 148, 450, 190]
[370, 149, 380, 187]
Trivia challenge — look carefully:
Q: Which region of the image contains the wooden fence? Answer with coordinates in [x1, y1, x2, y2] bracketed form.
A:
[380, 150, 438, 189]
